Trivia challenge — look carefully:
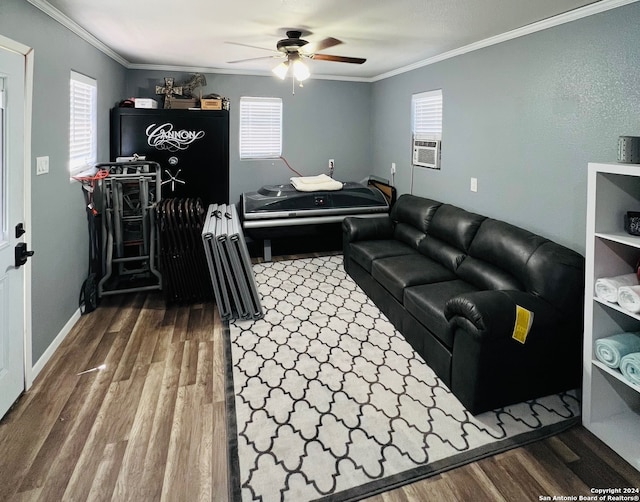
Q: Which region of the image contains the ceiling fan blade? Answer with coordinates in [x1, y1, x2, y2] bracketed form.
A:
[311, 54, 366, 64]
[225, 41, 277, 53]
[227, 55, 281, 64]
[302, 37, 342, 54]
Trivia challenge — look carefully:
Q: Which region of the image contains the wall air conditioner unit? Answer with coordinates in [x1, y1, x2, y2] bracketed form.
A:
[412, 135, 441, 169]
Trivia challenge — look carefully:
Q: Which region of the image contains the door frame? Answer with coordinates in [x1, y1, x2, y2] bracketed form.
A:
[0, 34, 34, 389]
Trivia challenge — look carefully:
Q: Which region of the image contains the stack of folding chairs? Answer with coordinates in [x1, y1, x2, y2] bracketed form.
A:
[157, 198, 213, 304]
[96, 161, 162, 297]
[201, 203, 263, 321]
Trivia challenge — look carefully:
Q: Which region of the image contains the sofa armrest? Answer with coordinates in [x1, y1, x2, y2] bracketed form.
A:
[444, 290, 560, 342]
[342, 216, 393, 243]
[445, 289, 581, 414]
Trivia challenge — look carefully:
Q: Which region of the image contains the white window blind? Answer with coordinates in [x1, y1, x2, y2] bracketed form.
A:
[69, 71, 97, 175]
[239, 97, 282, 159]
[412, 89, 442, 139]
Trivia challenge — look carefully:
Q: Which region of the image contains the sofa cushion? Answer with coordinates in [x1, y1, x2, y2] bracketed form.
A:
[424, 204, 486, 252]
[418, 237, 466, 272]
[394, 222, 427, 249]
[466, 219, 547, 289]
[456, 256, 524, 291]
[404, 280, 479, 348]
[526, 241, 585, 312]
[390, 195, 442, 233]
[350, 240, 415, 273]
[372, 254, 457, 302]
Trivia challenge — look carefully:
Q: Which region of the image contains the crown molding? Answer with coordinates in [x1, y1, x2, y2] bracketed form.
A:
[26, 0, 129, 67]
[126, 63, 371, 82]
[372, 0, 639, 82]
[28, 0, 638, 83]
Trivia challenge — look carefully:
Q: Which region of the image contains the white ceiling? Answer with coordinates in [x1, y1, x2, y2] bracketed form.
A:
[33, 0, 620, 80]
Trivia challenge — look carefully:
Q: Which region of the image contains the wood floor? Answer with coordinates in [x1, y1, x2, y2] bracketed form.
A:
[1, 258, 639, 501]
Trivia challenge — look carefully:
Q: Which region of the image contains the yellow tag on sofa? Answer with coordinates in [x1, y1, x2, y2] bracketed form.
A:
[512, 305, 534, 344]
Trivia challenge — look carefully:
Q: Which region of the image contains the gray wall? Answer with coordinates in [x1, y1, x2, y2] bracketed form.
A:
[2, 0, 639, 365]
[371, 2, 640, 253]
[126, 71, 373, 205]
[0, 0, 126, 364]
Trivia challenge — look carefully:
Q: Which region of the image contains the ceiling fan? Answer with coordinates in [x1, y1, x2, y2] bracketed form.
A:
[227, 30, 366, 82]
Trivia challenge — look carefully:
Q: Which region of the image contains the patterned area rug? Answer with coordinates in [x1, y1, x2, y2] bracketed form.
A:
[225, 255, 580, 502]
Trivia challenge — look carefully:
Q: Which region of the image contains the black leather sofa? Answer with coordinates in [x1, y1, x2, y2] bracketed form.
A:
[343, 194, 585, 414]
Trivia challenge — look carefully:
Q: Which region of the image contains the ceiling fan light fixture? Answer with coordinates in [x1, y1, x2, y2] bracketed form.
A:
[232, 30, 365, 85]
[292, 59, 310, 81]
[272, 61, 289, 80]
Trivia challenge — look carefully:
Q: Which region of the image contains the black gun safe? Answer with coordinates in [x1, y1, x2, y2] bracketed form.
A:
[110, 107, 229, 205]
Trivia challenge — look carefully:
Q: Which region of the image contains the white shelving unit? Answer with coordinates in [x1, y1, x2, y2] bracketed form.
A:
[584, 162, 640, 472]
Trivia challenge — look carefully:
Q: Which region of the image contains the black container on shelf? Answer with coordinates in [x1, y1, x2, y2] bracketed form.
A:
[624, 211, 640, 236]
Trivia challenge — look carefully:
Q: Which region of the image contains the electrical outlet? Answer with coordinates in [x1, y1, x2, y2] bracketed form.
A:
[329, 159, 335, 170]
[36, 156, 49, 175]
[391, 162, 396, 174]
[470, 177, 478, 192]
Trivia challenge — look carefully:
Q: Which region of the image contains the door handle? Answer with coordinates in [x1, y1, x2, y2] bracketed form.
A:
[15, 242, 34, 268]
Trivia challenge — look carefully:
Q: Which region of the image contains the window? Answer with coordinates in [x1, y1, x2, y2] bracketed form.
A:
[412, 89, 442, 139]
[239, 97, 282, 159]
[69, 71, 97, 175]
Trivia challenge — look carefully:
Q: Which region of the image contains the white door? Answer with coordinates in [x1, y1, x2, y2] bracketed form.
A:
[0, 46, 27, 419]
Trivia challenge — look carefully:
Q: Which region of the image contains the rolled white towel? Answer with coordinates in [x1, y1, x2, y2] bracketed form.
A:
[620, 352, 640, 386]
[594, 273, 638, 303]
[594, 332, 640, 368]
[618, 285, 640, 314]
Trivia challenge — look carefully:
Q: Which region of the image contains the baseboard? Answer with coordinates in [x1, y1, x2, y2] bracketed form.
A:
[30, 308, 81, 383]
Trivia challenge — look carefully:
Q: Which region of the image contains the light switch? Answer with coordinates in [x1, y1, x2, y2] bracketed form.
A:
[36, 156, 49, 175]
[470, 177, 478, 192]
